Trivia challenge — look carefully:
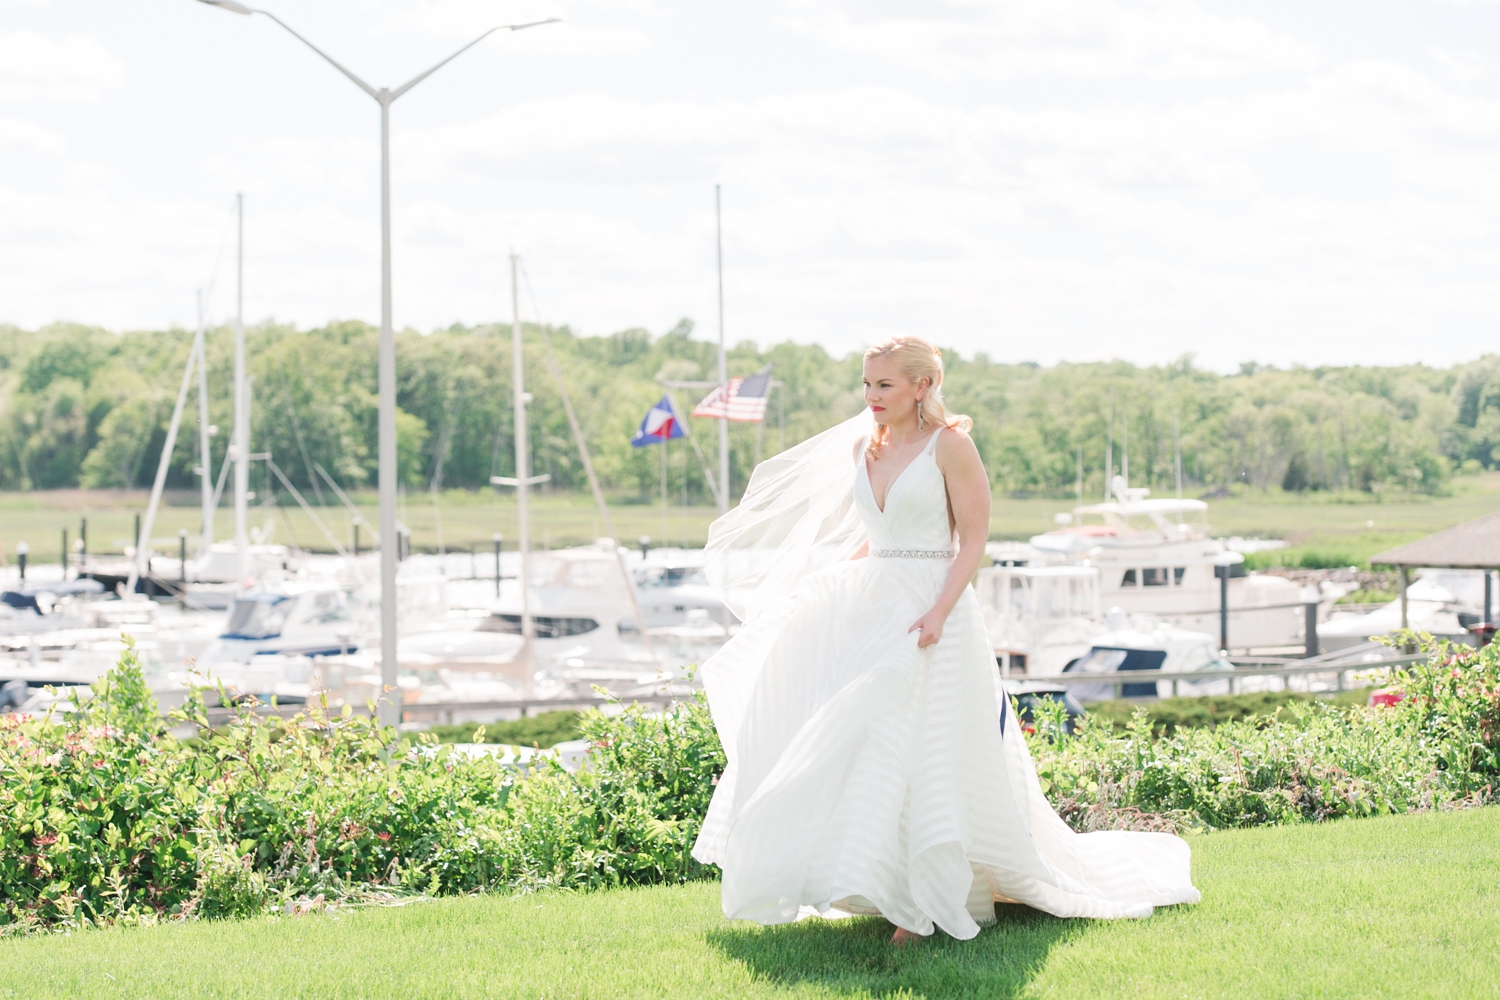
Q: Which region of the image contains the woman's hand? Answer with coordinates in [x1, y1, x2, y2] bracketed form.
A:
[909, 607, 949, 649]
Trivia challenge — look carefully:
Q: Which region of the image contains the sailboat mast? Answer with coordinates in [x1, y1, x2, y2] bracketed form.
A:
[197, 289, 214, 555]
[1105, 400, 1113, 502]
[233, 193, 249, 589]
[1175, 416, 1183, 498]
[715, 184, 729, 515]
[511, 253, 535, 688]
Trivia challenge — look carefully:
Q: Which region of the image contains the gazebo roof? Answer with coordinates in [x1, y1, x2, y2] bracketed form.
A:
[1369, 509, 1500, 570]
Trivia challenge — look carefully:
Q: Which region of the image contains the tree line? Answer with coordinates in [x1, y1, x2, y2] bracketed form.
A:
[1, 320, 1497, 503]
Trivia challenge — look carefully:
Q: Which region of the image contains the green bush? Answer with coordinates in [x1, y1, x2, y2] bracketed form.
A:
[424, 710, 581, 749]
[1082, 690, 1367, 736]
[82, 635, 160, 736]
[194, 837, 268, 920]
[1030, 634, 1500, 831]
[8, 631, 1500, 933]
[0, 644, 722, 934]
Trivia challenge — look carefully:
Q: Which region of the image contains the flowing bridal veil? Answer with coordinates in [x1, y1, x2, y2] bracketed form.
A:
[692, 409, 1200, 940]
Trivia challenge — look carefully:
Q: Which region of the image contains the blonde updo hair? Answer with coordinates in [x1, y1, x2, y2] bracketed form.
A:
[863, 335, 971, 460]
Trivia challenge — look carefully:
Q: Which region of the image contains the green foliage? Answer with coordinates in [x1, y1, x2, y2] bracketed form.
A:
[10, 632, 1500, 934]
[425, 710, 582, 748]
[1338, 587, 1398, 604]
[0, 641, 722, 933]
[193, 837, 268, 921]
[1080, 689, 1366, 736]
[82, 637, 161, 736]
[1032, 636, 1500, 831]
[1, 321, 1495, 499]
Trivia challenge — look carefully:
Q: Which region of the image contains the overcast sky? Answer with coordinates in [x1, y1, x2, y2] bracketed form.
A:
[5, 0, 1500, 371]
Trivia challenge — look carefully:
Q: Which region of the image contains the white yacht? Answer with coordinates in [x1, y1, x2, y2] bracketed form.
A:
[983, 478, 1342, 668]
[1318, 569, 1488, 651]
[974, 565, 1104, 677]
[189, 582, 360, 702]
[1060, 616, 1237, 701]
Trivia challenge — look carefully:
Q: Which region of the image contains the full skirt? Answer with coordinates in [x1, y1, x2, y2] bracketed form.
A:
[693, 555, 1200, 939]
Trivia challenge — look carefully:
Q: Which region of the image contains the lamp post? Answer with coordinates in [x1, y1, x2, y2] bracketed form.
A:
[194, 0, 557, 726]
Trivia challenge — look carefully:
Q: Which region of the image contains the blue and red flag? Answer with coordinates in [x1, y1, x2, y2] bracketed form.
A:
[632, 396, 685, 447]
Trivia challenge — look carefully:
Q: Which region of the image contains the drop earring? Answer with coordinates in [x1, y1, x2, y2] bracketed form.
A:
[917, 400, 925, 431]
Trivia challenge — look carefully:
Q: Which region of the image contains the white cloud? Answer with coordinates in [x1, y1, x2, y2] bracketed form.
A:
[349, 64, 1500, 365]
[0, 28, 125, 102]
[7, 1, 1500, 370]
[781, 0, 1320, 80]
[359, 0, 653, 55]
[0, 116, 63, 153]
[1429, 46, 1487, 82]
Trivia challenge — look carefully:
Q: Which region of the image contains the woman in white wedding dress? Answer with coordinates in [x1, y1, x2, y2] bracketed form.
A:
[691, 335, 1200, 943]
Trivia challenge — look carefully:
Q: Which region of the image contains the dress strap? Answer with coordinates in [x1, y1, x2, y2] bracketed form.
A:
[921, 427, 943, 456]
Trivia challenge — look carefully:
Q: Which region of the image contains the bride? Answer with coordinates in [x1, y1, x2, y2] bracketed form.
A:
[690, 335, 1200, 943]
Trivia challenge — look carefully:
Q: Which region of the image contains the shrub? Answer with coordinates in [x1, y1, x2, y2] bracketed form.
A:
[194, 837, 268, 920]
[7, 632, 1500, 933]
[82, 635, 160, 736]
[1082, 690, 1367, 736]
[1029, 633, 1500, 831]
[424, 710, 582, 748]
[0, 644, 722, 934]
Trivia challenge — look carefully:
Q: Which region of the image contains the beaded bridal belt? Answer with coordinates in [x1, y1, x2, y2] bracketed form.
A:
[870, 549, 954, 559]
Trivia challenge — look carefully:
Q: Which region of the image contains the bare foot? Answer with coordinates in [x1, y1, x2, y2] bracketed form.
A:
[890, 927, 919, 947]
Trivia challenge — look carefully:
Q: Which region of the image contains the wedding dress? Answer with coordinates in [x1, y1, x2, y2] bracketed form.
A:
[691, 411, 1200, 940]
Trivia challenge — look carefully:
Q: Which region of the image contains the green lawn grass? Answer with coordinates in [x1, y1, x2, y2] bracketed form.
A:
[4, 807, 1497, 999]
[4, 472, 1499, 562]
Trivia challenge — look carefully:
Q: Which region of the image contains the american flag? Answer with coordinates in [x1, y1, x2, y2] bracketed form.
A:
[692, 366, 772, 422]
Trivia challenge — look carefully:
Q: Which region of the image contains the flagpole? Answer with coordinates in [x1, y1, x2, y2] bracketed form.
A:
[715, 184, 729, 515]
[661, 433, 668, 547]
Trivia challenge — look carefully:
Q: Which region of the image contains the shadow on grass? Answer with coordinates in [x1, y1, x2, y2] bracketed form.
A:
[705, 904, 1085, 1000]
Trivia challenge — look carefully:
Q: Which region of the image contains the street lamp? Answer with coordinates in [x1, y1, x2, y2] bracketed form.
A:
[194, 0, 558, 727]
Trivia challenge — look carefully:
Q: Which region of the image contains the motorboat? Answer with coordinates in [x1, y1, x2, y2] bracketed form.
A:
[1060, 616, 1236, 701]
[1318, 569, 1489, 652]
[999, 680, 1087, 735]
[188, 583, 359, 701]
[630, 548, 735, 629]
[996, 477, 1347, 655]
[974, 564, 1104, 676]
[0, 578, 106, 632]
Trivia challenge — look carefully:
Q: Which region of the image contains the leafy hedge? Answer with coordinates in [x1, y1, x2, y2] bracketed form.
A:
[1030, 633, 1500, 832]
[1080, 689, 1368, 736]
[424, 710, 582, 749]
[0, 640, 722, 934]
[4, 633, 1498, 934]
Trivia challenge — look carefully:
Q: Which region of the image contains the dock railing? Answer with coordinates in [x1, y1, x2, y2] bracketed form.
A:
[1020, 651, 1428, 701]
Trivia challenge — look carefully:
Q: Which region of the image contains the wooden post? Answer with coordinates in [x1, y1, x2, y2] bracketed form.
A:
[1399, 566, 1409, 631]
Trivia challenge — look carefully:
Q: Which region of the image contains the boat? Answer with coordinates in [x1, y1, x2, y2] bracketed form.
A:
[1060, 615, 1237, 701]
[1318, 568, 1489, 651]
[186, 582, 360, 702]
[981, 477, 1347, 669]
[974, 564, 1103, 676]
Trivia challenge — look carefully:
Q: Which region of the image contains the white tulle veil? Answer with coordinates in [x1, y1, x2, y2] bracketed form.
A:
[705, 408, 875, 624]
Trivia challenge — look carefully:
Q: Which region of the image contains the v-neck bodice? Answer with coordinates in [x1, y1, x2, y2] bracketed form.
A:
[854, 430, 953, 552]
